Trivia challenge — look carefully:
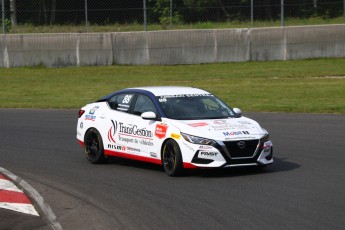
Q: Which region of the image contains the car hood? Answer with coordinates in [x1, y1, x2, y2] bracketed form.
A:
[165, 116, 265, 141]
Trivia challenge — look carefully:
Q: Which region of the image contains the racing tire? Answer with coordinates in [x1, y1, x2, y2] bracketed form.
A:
[162, 139, 184, 176]
[84, 128, 106, 164]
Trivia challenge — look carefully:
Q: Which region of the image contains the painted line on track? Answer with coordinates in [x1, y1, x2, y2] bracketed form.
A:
[0, 167, 63, 230]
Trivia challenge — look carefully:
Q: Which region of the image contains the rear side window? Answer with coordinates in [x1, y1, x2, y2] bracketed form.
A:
[109, 93, 134, 112]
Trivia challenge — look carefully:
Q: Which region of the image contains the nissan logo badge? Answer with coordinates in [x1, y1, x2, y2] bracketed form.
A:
[237, 141, 246, 149]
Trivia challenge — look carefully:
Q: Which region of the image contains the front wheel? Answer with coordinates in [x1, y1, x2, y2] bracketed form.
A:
[162, 139, 184, 176]
[84, 128, 105, 164]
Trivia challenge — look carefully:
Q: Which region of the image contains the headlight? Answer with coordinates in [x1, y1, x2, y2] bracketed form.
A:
[181, 133, 216, 145]
[259, 132, 270, 145]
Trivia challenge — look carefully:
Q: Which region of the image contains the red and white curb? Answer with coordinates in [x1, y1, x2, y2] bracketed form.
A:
[0, 173, 39, 216]
[0, 167, 63, 230]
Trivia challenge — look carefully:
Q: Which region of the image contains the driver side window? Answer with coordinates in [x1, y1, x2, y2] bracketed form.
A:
[133, 94, 158, 116]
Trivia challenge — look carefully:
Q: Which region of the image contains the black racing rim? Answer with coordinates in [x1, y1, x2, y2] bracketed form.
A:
[163, 143, 176, 171]
[85, 132, 99, 160]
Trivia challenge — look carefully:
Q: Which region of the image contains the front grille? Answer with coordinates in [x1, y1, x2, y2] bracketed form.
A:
[223, 140, 259, 158]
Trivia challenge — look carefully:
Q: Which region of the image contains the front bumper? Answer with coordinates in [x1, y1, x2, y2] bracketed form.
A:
[188, 140, 273, 168]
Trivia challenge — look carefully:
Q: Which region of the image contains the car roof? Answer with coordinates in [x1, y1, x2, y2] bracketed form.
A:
[129, 86, 211, 96]
[97, 86, 212, 102]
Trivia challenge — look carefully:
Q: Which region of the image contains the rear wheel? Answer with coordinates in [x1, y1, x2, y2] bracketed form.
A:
[162, 139, 184, 176]
[84, 128, 105, 164]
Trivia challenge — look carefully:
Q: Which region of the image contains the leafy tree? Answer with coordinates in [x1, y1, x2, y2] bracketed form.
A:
[149, 0, 181, 29]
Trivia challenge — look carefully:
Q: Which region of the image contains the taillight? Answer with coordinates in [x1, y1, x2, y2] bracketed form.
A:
[78, 109, 85, 118]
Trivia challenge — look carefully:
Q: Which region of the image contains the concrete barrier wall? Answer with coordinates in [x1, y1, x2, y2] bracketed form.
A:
[78, 33, 113, 66]
[1, 24, 344, 68]
[1, 34, 77, 67]
[250, 27, 286, 61]
[112, 32, 149, 65]
[215, 29, 250, 63]
[286, 25, 345, 60]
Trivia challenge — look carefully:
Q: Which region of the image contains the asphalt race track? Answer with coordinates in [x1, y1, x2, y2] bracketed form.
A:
[0, 109, 344, 229]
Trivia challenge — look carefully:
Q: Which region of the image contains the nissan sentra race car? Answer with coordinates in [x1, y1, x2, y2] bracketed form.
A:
[77, 86, 273, 176]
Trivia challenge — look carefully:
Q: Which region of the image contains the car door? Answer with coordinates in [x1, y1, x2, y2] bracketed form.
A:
[105, 92, 135, 154]
[126, 93, 161, 159]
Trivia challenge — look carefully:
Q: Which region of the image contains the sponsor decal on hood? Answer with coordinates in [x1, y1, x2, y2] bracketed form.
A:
[167, 117, 263, 141]
[188, 122, 209, 127]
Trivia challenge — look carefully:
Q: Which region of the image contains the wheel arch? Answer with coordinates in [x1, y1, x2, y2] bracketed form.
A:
[160, 138, 183, 161]
[85, 126, 98, 134]
[83, 126, 106, 164]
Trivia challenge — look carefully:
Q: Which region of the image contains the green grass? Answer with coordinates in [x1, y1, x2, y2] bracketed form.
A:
[0, 58, 345, 114]
[7, 16, 344, 33]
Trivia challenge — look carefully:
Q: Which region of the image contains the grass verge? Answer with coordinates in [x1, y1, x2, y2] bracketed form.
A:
[0, 58, 344, 114]
[7, 17, 344, 33]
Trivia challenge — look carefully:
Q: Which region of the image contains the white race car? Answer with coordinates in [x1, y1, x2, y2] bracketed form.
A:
[77, 86, 273, 176]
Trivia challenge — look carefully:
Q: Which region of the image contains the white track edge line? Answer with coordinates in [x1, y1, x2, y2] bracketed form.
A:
[0, 167, 63, 230]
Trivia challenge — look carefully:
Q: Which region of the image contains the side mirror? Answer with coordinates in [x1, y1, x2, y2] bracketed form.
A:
[141, 111, 157, 120]
[233, 108, 242, 116]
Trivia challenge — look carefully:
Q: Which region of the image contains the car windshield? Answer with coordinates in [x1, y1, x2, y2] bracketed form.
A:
[157, 94, 237, 120]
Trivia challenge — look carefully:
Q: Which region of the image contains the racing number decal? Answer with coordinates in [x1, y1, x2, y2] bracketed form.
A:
[122, 95, 132, 104]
